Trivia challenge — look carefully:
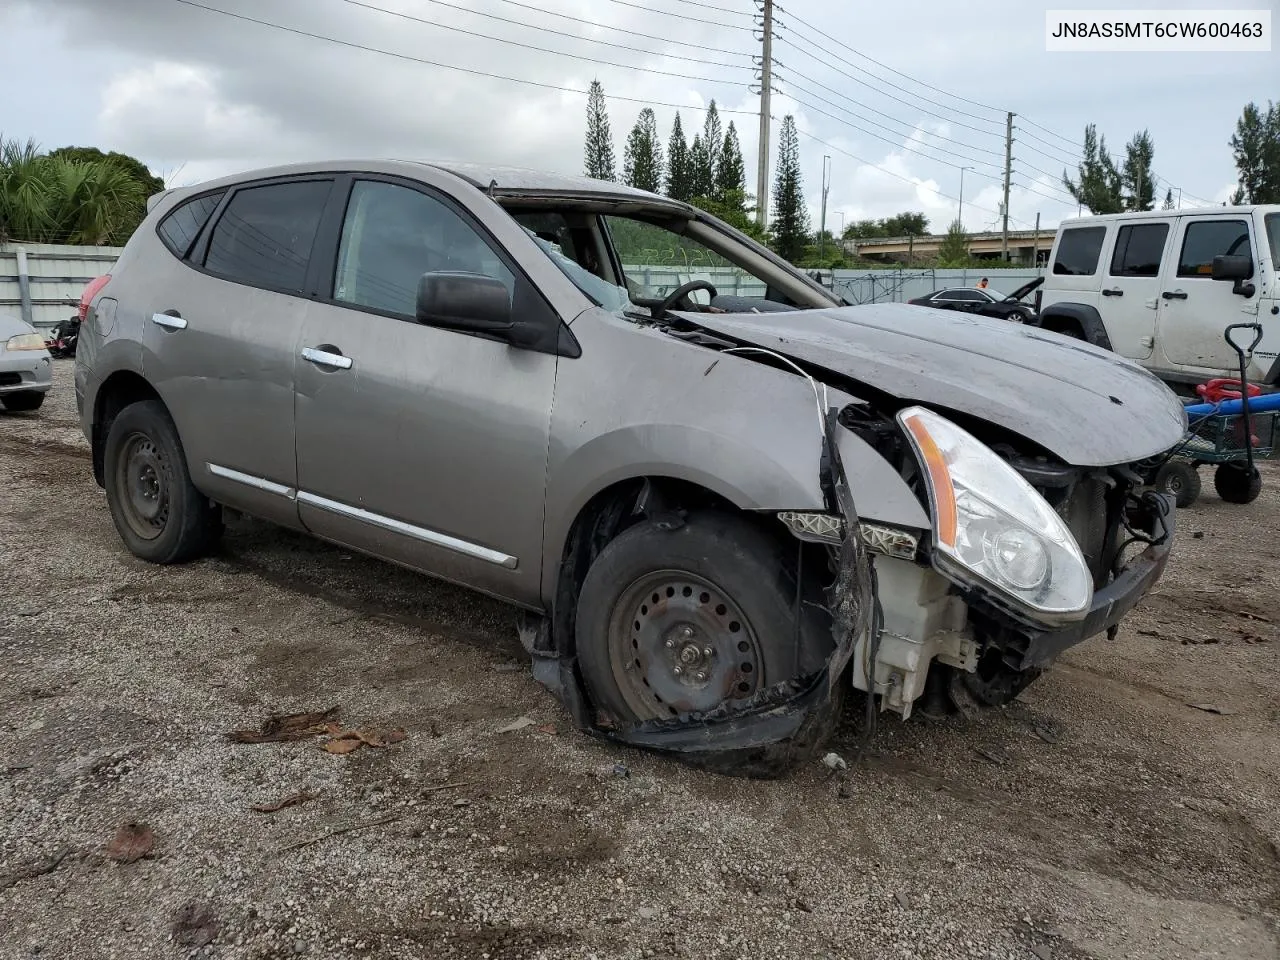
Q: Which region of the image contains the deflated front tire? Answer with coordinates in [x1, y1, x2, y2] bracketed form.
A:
[574, 510, 833, 728]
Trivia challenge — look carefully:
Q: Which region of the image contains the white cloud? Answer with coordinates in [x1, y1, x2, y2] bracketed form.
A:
[4, 0, 1263, 237]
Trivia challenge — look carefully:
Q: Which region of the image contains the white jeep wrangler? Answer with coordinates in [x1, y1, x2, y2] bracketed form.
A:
[1037, 205, 1280, 393]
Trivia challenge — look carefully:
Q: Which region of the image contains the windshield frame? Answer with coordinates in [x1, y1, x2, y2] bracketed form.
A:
[1266, 212, 1280, 271]
[496, 194, 845, 316]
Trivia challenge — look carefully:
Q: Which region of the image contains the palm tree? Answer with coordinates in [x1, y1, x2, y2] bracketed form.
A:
[0, 135, 150, 245]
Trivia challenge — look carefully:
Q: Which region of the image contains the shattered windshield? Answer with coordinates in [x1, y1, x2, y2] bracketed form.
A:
[509, 207, 819, 317]
[523, 226, 634, 313]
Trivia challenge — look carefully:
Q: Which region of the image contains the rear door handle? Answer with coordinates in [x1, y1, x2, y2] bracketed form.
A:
[151, 311, 187, 330]
[301, 346, 352, 370]
[1162, 290, 1188, 300]
[1102, 288, 1124, 297]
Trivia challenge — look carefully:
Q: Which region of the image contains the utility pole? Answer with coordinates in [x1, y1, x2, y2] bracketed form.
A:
[958, 166, 973, 229]
[1033, 212, 1041, 270]
[754, 0, 773, 229]
[1177, 187, 1182, 209]
[1001, 111, 1014, 262]
[819, 155, 831, 260]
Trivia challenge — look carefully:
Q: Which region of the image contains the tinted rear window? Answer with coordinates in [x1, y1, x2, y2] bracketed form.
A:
[157, 191, 225, 259]
[1109, 222, 1169, 277]
[204, 180, 332, 293]
[1052, 226, 1107, 276]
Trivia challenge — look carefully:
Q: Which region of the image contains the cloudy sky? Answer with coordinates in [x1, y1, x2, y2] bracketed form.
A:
[2, 0, 1275, 234]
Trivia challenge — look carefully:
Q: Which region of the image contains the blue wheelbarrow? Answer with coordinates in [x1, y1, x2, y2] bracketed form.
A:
[1144, 323, 1277, 507]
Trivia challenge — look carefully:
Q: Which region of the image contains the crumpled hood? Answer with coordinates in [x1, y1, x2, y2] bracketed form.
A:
[684, 302, 1187, 467]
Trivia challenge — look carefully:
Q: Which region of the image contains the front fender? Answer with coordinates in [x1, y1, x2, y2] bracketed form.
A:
[540, 309, 927, 605]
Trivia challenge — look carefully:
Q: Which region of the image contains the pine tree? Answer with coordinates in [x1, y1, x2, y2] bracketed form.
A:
[936, 220, 969, 266]
[1063, 124, 1123, 214]
[665, 113, 691, 201]
[770, 115, 809, 262]
[701, 101, 722, 199]
[1120, 130, 1155, 211]
[1162, 188, 1175, 210]
[1230, 101, 1280, 204]
[583, 80, 615, 181]
[623, 108, 663, 193]
[716, 122, 746, 197]
[689, 134, 713, 200]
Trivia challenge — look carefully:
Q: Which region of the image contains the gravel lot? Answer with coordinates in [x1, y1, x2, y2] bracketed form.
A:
[2, 361, 1278, 960]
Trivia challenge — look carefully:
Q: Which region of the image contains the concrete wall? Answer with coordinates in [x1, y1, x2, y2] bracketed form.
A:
[0, 242, 123, 330]
[626, 265, 1044, 305]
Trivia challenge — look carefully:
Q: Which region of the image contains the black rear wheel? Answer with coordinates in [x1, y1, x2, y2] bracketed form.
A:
[1214, 463, 1262, 504]
[575, 511, 832, 724]
[104, 399, 222, 563]
[1, 391, 45, 412]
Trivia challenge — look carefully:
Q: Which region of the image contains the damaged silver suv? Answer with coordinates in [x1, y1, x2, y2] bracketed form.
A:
[75, 161, 1186, 775]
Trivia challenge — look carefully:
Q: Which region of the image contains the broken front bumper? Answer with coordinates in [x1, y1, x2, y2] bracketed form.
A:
[1017, 494, 1176, 668]
[970, 491, 1176, 672]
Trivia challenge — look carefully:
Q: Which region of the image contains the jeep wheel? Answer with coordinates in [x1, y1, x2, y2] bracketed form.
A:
[104, 399, 222, 563]
[575, 511, 831, 724]
[1153, 460, 1201, 508]
[1214, 463, 1262, 505]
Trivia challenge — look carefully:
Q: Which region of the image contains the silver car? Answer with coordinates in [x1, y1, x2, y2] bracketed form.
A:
[75, 161, 1186, 774]
[0, 313, 53, 411]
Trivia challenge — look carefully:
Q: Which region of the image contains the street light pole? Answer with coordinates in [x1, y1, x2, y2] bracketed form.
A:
[819, 155, 831, 260]
[958, 166, 974, 229]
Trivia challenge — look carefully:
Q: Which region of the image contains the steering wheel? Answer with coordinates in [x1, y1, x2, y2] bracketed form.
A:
[657, 279, 719, 315]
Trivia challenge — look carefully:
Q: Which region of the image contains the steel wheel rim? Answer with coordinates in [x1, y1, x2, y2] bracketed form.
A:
[116, 431, 170, 541]
[606, 570, 765, 720]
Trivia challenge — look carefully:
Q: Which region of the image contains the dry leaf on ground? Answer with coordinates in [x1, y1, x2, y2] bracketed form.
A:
[250, 791, 317, 813]
[320, 727, 407, 754]
[105, 822, 153, 863]
[227, 706, 340, 744]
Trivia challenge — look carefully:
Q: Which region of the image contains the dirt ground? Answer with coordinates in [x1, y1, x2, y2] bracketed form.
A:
[1, 361, 1278, 960]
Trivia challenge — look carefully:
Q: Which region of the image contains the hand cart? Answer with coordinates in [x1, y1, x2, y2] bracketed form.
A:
[1145, 322, 1277, 507]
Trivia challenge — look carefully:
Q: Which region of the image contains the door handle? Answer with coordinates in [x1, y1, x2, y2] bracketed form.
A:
[1162, 290, 1188, 300]
[301, 346, 352, 370]
[151, 311, 187, 330]
[1102, 288, 1124, 297]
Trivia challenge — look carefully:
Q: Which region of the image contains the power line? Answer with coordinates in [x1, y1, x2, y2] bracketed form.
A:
[167, 0, 760, 117]
[780, 65, 1005, 160]
[595, 0, 755, 30]
[421, 0, 756, 56]
[341, 0, 753, 69]
[775, 11, 1005, 126]
[792, 127, 1036, 228]
[780, 83, 1006, 177]
[770, 7, 1214, 210]
[774, 36, 1003, 138]
[331, 0, 751, 85]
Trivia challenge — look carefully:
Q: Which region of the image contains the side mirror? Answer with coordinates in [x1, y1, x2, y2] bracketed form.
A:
[416, 271, 513, 332]
[1212, 255, 1256, 297]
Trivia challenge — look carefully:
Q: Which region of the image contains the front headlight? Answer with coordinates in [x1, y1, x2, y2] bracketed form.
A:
[897, 405, 1092, 623]
[5, 333, 47, 351]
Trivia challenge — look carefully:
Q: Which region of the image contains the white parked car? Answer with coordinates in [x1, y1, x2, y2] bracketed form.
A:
[1036, 205, 1279, 391]
[0, 313, 53, 411]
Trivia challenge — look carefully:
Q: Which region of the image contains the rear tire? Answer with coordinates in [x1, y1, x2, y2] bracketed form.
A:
[1214, 463, 1262, 504]
[574, 511, 831, 726]
[1, 391, 45, 412]
[103, 399, 222, 563]
[1153, 460, 1201, 508]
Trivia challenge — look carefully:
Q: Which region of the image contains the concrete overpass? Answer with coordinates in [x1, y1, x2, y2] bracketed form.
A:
[845, 229, 1054, 265]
